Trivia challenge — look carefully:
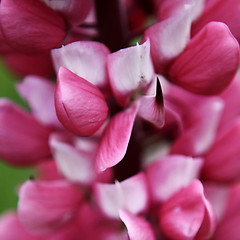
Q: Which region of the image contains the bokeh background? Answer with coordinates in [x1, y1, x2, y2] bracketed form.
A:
[0, 61, 33, 214]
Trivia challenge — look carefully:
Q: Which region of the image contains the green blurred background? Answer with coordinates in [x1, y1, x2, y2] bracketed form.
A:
[0, 60, 33, 214]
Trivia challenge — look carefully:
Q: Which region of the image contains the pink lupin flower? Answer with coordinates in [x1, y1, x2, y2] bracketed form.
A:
[3, 52, 54, 77]
[202, 117, 240, 182]
[55, 67, 109, 136]
[2, 1, 240, 238]
[52, 39, 164, 172]
[51, 41, 111, 94]
[157, 0, 205, 22]
[218, 72, 240, 129]
[17, 75, 61, 128]
[211, 183, 240, 240]
[146, 155, 203, 202]
[145, 4, 239, 95]
[41, 0, 93, 26]
[119, 209, 155, 240]
[159, 77, 224, 156]
[0, 0, 67, 53]
[169, 21, 239, 95]
[93, 40, 163, 172]
[0, 99, 51, 165]
[204, 182, 230, 221]
[107, 39, 154, 107]
[18, 180, 83, 235]
[36, 160, 63, 181]
[95, 102, 139, 172]
[49, 133, 112, 185]
[137, 77, 165, 128]
[0, 212, 44, 240]
[192, 0, 240, 42]
[170, 96, 224, 156]
[160, 180, 216, 240]
[94, 172, 149, 219]
[143, 6, 192, 74]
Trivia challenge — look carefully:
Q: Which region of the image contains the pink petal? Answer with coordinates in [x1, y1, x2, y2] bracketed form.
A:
[0, 0, 66, 53]
[146, 155, 203, 202]
[52, 41, 110, 92]
[75, 203, 128, 240]
[42, 0, 93, 25]
[143, 8, 191, 73]
[95, 103, 138, 172]
[0, 212, 44, 240]
[163, 97, 185, 137]
[158, 0, 205, 22]
[192, 0, 240, 42]
[212, 184, 240, 240]
[0, 99, 51, 166]
[169, 21, 239, 95]
[204, 183, 230, 221]
[138, 78, 164, 128]
[119, 210, 155, 240]
[49, 134, 96, 185]
[49, 133, 113, 184]
[17, 75, 61, 128]
[3, 52, 54, 78]
[160, 180, 216, 240]
[195, 196, 217, 240]
[18, 180, 82, 235]
[203, 117, 240, 182]
[55, 67, 109, 136]
[94, 173, 149, 218]
[170, 97, 224, 156]
[0, 28, 13, 53]
[218, 72, 240, 129]
[36, 160, 63, 181]
[107, 40, 154, 107]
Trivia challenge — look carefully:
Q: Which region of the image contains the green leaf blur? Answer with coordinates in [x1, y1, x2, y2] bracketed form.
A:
[0, 60, 33, 214]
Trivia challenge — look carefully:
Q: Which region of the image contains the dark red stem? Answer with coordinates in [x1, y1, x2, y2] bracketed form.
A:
[94, 0, 129, 52]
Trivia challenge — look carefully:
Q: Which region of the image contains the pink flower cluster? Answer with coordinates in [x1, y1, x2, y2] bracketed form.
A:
[0, 0, 240, 239]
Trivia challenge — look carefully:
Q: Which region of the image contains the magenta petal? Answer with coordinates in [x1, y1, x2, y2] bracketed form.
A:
[37, 160, 63, 181]
[17, 75, 61, 128]
[0, 99, 51, 166]
[3, 52, 54, 77]
[158, 0, 204, 22]
[143, 9, 191, 74]
[170, 97, 224, 156]
[52, 41, 110, 92]
[50, 134, 113, 184]
[196, 196, 216, 240]
[160, 180, 216, 240]
[119, 210, 155, 240]
[169, 21, 240, 95]
[146, 155, 203, 202]
[138, 95, 164, 128]
[192, 0, 240, 42]
[49, 134, 97, 185]
[138, 78, 164, 128]
[212, 184, 240, 240]
[204, 183, 230, 221]
[0, 212, 44, 240]
[94, 173, 149, 218]
[42, 0, 93, 25]
[95, 103, 138, 172]
[203, 117, 240, 182]
[107, 40, 154, 107]
[0, 28, 13, 54]
[218, 72, 240, 129]
[0, 0, 66, 53]
[18, 180, 82, 235]
[55, 67, 109, 136]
